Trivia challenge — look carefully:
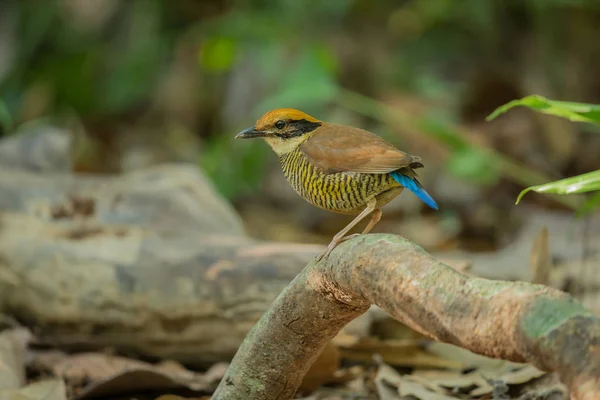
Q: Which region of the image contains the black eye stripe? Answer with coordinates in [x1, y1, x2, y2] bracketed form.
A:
[275, 119, 322, 139]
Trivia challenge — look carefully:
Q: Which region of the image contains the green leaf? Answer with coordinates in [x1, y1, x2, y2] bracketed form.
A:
[577, 191, 600, 217]
[487, 95, 600, 125]
[516, 170, 600, 204]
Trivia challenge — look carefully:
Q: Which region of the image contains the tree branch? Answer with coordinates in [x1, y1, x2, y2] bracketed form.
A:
[212, 234, 600, 400]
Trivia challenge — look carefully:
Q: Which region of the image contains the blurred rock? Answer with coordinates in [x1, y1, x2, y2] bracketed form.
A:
[0, 124, 72, 172]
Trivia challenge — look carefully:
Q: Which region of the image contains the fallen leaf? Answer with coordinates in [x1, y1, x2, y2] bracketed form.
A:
[374, 362, 402, 400]
[409, 363, 546, 397]
[408, 369, 494, 395]
[397, 376, 460, 400]
[30, 351, 225, 399]
[495, 364, 546, 385]
[374, 360, 459, 400]
[339, 337, 464, 369]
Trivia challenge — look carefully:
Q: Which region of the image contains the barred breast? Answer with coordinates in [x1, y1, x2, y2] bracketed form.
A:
[279, 148, 399, 214]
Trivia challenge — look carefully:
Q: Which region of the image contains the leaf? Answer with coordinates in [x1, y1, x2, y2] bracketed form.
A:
[31, 351, 226, 399]
[374, 362, 459, 400]
[577, 191, 600, 217]
[337, 337, 465, 369]
[516, 170, 600, 204]
[398, 377, 459, 400]
[487, 95, 600, 125]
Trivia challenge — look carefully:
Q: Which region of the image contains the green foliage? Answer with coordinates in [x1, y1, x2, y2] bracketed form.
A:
[489, 95, 600, 213]
[1, 0, 167, 118]
[256, 45, 338, 113]
[487, 95, 600, 126]
[200, 135, 270, 200]
[515, 170, 600, 204]
[4, 0, 600, 208]
[446, 147, 500, 185]
[338, 90, 501, 187]
[577, 192, 600, 217]
[421, 117, 500, 186]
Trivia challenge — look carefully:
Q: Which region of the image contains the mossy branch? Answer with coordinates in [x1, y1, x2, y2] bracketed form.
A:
[212, 234, 600, 400]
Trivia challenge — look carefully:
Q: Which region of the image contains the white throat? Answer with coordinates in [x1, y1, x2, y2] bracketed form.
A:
[264, 136, 306, 156]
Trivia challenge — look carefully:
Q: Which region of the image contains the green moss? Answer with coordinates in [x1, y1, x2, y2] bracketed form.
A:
[244, 376, 266, 394]
[521, 297, 593, 340]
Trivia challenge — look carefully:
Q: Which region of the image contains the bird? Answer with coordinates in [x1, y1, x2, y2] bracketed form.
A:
[235, 108, 438, 260]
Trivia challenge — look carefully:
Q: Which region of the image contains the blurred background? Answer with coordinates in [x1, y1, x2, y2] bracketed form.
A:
[1, 0, 600, 257]
[1, 1, 600, 399]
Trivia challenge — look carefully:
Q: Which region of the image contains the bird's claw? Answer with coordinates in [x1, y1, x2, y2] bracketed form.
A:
[315, 233, 362, 262]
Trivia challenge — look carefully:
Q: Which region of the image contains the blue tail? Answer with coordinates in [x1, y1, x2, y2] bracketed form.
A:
[390, 171, 438, 210]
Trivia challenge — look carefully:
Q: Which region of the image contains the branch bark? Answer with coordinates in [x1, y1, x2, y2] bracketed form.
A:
[212, 234, 600, 400]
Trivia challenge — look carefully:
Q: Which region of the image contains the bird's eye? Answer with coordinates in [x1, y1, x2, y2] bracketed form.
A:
[275, 120, 285, 129]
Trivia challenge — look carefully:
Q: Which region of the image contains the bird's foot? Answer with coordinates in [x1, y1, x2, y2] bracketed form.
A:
[315, 233, 361, 262]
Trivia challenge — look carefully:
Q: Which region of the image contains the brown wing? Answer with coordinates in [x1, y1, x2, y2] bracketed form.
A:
[299, 123, 421, 174]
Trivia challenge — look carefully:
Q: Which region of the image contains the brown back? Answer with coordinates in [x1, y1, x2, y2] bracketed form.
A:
[299, 123, 421, 174]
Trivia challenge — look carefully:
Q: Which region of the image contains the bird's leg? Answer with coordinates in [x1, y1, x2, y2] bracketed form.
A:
[339, 208, 382, 244]
[316, 199, 377, 261]
[361, 208, 382, 235]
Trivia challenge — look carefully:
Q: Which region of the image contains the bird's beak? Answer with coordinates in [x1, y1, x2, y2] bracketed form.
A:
[235, 126, 268, 139]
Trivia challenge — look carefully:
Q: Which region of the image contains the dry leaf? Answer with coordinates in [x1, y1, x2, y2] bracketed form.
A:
[30, 351, 225, 399]
[397, 376, 460, 400]
[495, 364, 546, 385]
[375, 361, 460, 400]
[408, 369, 493, 394]
[374, 362, 402, 400]
[339, 337, 464, 369]
[409, 363, 546, 397]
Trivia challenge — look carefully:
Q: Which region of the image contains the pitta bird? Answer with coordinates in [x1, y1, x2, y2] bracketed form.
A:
[236, 108, 438, 260]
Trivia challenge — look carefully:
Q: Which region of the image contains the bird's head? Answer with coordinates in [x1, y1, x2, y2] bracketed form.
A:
[235, 108, 322, 155]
